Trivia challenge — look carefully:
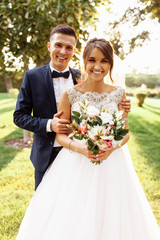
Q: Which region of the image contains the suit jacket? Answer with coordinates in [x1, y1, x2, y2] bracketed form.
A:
[13, 64, 80, 172]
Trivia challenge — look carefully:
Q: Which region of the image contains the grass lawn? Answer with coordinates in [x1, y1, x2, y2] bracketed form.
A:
[0, 93, 160, 239]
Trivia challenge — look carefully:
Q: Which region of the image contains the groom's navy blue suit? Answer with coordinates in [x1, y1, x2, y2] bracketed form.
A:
[14, 64, 79, 188]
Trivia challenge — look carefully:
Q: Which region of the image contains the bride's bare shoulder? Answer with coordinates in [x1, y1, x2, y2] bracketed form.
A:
[74, 83, 86, 92]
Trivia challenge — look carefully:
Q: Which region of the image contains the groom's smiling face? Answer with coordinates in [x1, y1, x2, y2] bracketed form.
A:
[47, 33, 76, 71]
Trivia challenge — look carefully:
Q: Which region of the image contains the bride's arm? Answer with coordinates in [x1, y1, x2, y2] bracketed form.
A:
[110, 90, 130, 150]
[56, 90, 97, 160]
[56, 90, 80, 152]
[117, 90, 130, 146]
[99, 91, 130, 161]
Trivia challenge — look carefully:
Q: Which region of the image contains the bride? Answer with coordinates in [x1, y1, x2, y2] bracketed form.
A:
[16, 38, 160, 240]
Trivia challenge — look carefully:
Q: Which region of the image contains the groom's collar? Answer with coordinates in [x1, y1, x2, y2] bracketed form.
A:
[49, 63, 69, 73]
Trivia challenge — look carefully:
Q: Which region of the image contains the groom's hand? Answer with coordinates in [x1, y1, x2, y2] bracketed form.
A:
[121, 98, 131, 113]
[50, 111, 70, 134]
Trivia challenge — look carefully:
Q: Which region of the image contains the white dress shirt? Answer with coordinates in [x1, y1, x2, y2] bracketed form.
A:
[47, 64, 74, 147]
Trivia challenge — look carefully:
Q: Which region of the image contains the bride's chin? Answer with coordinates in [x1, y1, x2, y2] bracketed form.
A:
[90, 76, 104, 81]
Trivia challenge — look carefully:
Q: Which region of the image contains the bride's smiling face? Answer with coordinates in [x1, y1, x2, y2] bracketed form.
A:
[85, 48, 111, 81]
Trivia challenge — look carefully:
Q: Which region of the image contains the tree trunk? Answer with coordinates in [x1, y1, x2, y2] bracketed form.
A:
[23, 56, 32, 143]
[23, 130, 31, 143]
[4, 74, 13, 92]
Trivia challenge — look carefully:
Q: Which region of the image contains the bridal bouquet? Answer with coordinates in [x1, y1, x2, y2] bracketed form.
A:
[67, 99, 128, 164]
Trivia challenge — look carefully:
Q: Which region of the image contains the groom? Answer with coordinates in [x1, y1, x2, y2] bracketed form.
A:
[14, 24, 131, 190]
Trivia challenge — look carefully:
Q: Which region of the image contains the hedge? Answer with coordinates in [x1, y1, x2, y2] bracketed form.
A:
[125, 74, 160, 88]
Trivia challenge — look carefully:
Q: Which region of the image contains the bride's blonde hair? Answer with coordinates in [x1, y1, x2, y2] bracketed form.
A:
[83, 38, 114, 82]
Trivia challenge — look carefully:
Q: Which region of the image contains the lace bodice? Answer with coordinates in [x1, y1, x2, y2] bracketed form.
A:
[67, 86, 124, 113]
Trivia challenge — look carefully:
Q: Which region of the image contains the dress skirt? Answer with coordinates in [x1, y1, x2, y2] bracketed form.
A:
[16, 145, 160, 240]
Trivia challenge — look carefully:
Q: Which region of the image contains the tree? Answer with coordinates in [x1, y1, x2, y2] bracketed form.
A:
[0, 0, 108, 90]
[0, 0, 108, 142]
[140, 0, 160, 22]
[1, 0, 107, 69]
[0, 3, 13, 92]
[97, 0, 160, 60]
[105, 3, 151, 59]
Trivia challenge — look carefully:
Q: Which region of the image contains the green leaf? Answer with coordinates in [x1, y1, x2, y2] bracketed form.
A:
[87, 121, 93, 126]
[40, 4, 45, 11]
[79, 116, 83, 123]
[117, 129, 129, 136]
[71, 116, 80, 125]
[114, 135, 123, 141]
[87, 139, 94, 147]
[32, 36, 37, 42]
[67, 16, 73, 23]
[91, 160, 101, 165]
[93, 145, 99, 155]
[25, 12, 29, 19]
[93, 149, 99, 155]
[74, 134, 84, 140]
[92, 120, 98, 125]
[72, 111, 80, 118]
[88, 145, 95, 151]
[95, 116, 102, 125]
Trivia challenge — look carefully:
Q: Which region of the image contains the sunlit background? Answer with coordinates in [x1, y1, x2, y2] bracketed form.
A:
[92, 0, 160, 74]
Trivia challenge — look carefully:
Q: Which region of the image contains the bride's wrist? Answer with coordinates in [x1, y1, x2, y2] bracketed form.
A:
[76, 144, 85, 155]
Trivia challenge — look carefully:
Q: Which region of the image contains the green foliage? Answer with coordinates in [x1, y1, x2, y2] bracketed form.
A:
[134, 89, 148, 107]
[95, 116, 102, 125]
[109, 27, 149, 60]
[125, 74, 160, 88]
[0, 0, 107, 91]
[87, 139, 99, 155]
[72, 111, 80, 118]
[116, 128, 129, 138]
[0, 0, 104, 66]
[107, 3, 150, 59]
[108, 0, 160, 59]
[140, 0, 160, 23]
[126, 87, 160, 98]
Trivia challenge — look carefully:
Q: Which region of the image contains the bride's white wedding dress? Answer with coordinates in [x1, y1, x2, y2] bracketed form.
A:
[16, 86, 160, 240]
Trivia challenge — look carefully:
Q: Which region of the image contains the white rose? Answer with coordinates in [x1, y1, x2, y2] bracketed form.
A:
[101, 112, 114, 125]
[88, 125, 105, 139]
[86, 106, 100, 118]
[101, 135, 114, 140]
[116, 110, 123, 120]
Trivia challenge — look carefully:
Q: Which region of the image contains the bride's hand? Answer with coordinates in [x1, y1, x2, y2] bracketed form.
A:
[81, 146, 113, 163]
[90, 149, 113, 163]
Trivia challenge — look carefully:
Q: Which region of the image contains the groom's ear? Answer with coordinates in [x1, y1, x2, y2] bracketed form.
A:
[47, 42, 51, 52]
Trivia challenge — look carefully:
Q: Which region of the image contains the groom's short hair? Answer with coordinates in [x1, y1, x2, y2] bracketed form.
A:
[50, 24, 77, 42]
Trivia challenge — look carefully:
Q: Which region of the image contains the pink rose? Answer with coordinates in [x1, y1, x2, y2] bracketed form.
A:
[81, 123, 88, 133]
[104, 140, 113, 150]
[106, 125, 114, 135]
[106, 125, 111, 135]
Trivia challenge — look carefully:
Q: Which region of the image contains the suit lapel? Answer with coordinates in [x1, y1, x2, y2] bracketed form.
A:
[69, 67, 81, 85]
[42, 64, 57, 111]
[41, 65, 81, 112]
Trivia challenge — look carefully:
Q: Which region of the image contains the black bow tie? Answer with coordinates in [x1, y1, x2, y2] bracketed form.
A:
[51, 70, 70, 79]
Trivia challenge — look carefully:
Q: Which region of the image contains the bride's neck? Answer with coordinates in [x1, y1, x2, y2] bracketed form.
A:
[84, 79, 106, 93]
